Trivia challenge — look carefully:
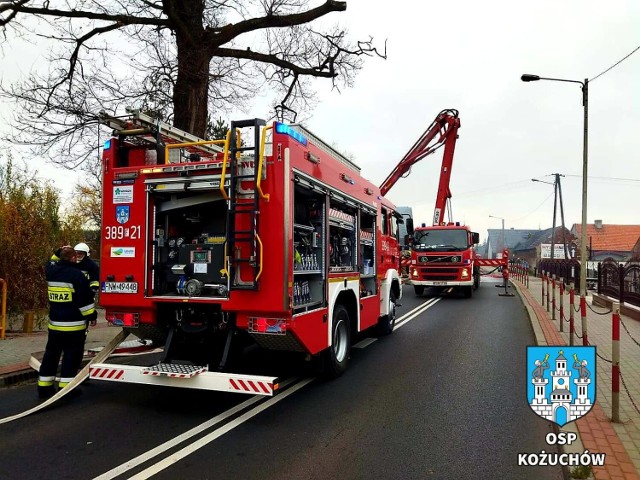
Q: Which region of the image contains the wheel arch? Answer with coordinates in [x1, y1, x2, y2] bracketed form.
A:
[335, 289, 358, 340]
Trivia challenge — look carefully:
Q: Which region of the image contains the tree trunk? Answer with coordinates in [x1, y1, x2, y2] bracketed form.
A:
[173, 41, 210, 138]
[170, 0, 210, 138]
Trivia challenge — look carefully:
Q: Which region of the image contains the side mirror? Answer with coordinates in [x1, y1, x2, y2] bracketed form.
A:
[471, 232, 480, 245]
[406, 218, 414, 236]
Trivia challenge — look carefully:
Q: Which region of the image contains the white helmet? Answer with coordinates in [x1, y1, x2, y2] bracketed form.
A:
[74, 242, 90, 255]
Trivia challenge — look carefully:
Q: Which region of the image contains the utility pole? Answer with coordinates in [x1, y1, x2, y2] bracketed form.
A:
[551, 175, 558, 259]
[533, 174, 568, 260]
[551, 173, 568, 260]
[556, 174, 569, 259]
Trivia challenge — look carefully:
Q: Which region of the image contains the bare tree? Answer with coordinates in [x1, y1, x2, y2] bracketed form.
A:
[0, 0, 385, 167]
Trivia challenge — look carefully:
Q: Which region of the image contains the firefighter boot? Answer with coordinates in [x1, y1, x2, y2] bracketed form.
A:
[37, 385, 56, 400]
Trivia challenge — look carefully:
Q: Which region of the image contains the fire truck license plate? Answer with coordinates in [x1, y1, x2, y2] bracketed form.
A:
[102, 282, 138, 294]
[432, 281, 447, 285]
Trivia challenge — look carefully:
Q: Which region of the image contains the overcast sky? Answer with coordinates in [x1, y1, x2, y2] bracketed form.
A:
[1, 0, 639, 243]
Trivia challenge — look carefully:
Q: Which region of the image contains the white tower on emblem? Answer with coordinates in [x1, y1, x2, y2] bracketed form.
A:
[549, 351, 572, 422]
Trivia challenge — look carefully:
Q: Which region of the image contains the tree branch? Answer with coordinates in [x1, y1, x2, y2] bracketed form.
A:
[206, 0, 345, 47]
[1, 2, 168, 27]
[215, 47, 335, 78]
[44, 22, 124, 110]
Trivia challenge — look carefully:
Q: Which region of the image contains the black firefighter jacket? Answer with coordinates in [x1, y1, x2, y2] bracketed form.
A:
[46, 260, 96, 332]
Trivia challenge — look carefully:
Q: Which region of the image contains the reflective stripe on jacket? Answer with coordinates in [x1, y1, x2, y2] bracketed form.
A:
[46, 260, 95, 331]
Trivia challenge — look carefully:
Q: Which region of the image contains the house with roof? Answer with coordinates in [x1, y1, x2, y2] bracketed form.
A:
[572, 220, 640, 261]
[486, 227, 574, 259]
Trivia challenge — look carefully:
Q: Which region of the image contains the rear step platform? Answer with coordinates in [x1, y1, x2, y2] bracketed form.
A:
[89, 362, 279, 396]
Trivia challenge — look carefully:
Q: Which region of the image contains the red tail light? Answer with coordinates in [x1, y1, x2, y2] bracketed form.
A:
[106, 311, 140, 327]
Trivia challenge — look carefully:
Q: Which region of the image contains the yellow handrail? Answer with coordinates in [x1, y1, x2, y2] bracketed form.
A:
[257, 125, 273, 202]
[219, 130, 232, 200]
[163, 139, 227, 165]
[255, 234, 264, 281]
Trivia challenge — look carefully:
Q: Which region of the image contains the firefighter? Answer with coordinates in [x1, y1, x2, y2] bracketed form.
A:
[74, 242, 100, 293]
[38, 246, 97, 399]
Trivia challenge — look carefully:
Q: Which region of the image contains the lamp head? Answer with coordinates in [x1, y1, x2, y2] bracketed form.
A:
[521, 74, 540, 82]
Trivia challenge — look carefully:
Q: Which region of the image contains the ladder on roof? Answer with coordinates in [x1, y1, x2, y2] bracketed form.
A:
[225, 119, 267, 290]
[99, 108, 223, 157]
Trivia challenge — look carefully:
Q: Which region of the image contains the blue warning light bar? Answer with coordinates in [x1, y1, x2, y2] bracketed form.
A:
[275, 123, 307, 146]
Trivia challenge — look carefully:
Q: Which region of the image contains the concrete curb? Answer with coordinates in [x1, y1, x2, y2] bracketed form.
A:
[0, 367, 38, 387]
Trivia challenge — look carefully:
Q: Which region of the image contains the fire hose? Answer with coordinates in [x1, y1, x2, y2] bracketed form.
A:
[0, 329, 129, 424]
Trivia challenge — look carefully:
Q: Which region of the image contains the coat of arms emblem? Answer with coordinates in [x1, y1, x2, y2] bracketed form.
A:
[527, 346, 596, 426]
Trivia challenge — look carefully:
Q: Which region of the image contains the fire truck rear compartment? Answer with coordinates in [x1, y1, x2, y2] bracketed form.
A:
[151, 189, 228, 298]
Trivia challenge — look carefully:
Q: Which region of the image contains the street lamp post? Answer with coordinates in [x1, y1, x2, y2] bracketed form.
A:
[522, 73, 589, 346]
[489, 215, 505, 258]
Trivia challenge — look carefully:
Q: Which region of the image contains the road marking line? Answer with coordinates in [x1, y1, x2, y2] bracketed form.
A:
[127, 378, 315, 480]
[353, 337, 377, 349]
[394, 297, 441, 330]
[93, 377, 302, 480]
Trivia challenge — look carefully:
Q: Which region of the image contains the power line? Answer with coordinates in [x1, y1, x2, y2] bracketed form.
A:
[510, 190, 555, 222]
[590, 44, 640, 82]
[456, 178, 533, 198]
[563, 174, 640, 183]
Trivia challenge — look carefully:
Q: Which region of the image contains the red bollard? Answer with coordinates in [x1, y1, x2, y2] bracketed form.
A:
[569, 282, 575, 346]
[580, 295, 588, 346]
[551, 274, 556, 320]
[612, 302, 620, 423]
[546, 272, 551, 312]
[559, 279, 564, 332]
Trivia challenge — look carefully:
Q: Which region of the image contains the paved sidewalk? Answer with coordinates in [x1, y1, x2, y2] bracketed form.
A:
[0, 309, 124, 384]
[516, 275, 640, 480]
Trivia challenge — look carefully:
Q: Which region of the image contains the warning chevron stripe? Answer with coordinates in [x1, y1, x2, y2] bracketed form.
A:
[230, 378, 273, 394]
[90, 366, 125, 380]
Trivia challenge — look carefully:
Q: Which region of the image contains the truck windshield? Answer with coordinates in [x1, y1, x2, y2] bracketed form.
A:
[413, 229, 468, 251]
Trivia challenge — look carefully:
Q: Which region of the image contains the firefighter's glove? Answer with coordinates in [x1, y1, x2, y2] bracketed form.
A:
[87, 310, 98, 327]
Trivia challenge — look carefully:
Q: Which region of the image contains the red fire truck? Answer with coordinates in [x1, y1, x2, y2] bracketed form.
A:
[379, 109, 507, 298]
[90, 110, 406, 395]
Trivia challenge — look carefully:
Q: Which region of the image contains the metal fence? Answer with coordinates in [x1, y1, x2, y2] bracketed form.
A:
[538, 258, 582, 287]
[598, 259, 640, 308]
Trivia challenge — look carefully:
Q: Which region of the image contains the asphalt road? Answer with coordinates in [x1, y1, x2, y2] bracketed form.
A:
[0, 281, 564, 480]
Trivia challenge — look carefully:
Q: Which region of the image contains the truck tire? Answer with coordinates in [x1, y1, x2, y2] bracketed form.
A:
[463, 286, 473, 298]
[378, 290, 397, 336]
[320, 304, 351, 378]
[473, 271, 480, 290]
[414, 285, 425, 296]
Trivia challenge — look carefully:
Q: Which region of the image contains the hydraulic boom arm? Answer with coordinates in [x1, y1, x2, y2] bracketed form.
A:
[379, 109, 460, 225]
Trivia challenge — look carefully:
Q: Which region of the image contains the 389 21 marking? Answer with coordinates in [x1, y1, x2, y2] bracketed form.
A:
[105, 225, 141, 240]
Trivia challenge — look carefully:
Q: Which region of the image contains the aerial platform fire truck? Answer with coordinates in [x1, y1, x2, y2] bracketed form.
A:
[91, 110, 406, 395]
[379, 109, 507, 298]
